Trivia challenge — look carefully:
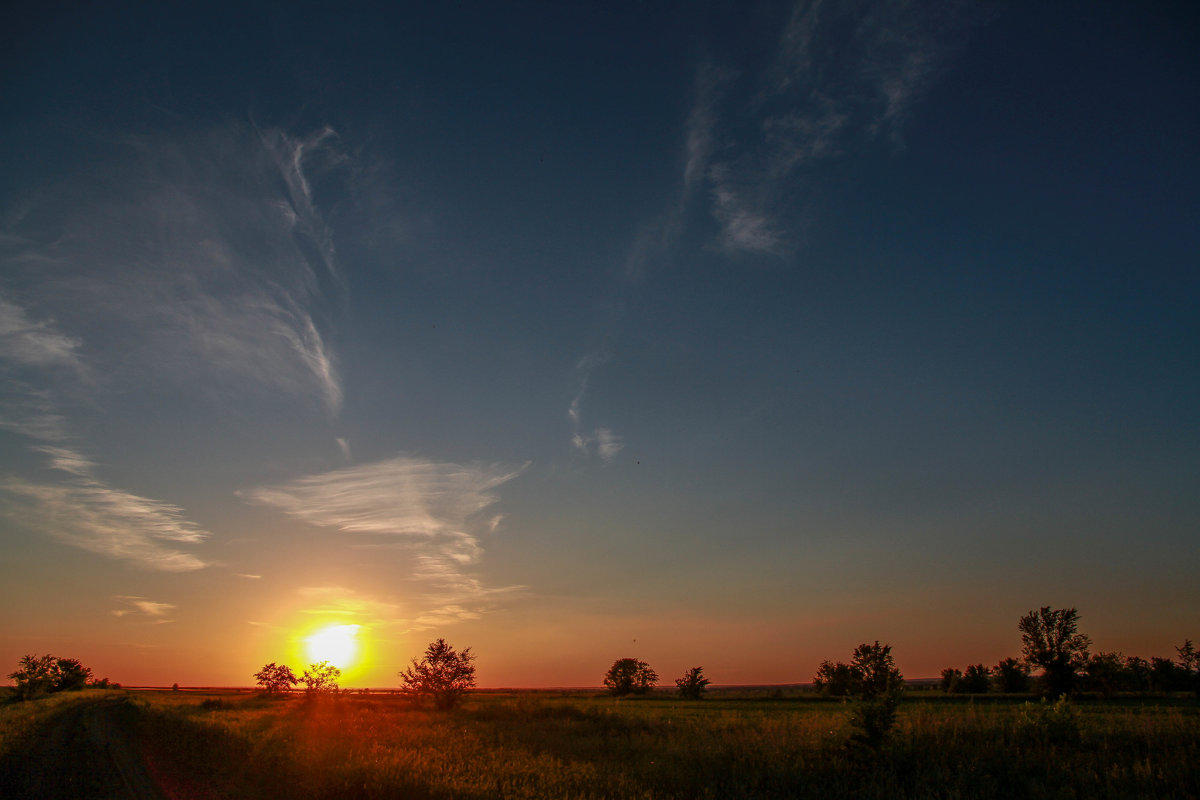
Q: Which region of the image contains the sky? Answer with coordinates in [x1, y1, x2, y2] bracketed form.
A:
[1, 0, 1197, 688]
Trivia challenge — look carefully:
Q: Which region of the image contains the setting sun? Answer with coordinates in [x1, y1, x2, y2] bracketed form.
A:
[305, 624, 360, 669]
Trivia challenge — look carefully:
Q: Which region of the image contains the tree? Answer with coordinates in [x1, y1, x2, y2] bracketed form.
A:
[850, 641, 903, 698]
[675, 666, 710, 699]
[1124, 656, 1151, 692]
[602, 658, 658, 696]
[846, 642, 904, 752]
[1177, 639, 1199, 697]
[1149, 657, 1187, 692]
[301, 661, 340, 695]
[1018, 606, 1090, 697]
[399, 638, 476, 710]
[1082, 652, 1127, 697]
[993, 657, 1031, 693]
[8, 654, 93, 699]
[940, 667, 961, 694]
[813, 660, 860, 697]
[254, 662, 298, 695]
[960, 664, 991, 694]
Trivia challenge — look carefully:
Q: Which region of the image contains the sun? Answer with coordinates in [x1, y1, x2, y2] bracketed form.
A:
[305, 624, 360, 669]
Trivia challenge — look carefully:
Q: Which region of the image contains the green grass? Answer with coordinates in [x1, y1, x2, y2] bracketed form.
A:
[4, 690, 1198, 799]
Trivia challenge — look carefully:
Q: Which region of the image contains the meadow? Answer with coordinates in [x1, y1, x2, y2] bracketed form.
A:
[3, 688, 1198, 799]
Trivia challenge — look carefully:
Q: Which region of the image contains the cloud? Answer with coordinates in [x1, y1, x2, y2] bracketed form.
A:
[566, 353, 626, 464]
[0, 122, 348, 417]
[0, 447, 210, 571]
[695, 0, 977, 256]
[112, 595, 177, 621]
[242, 456, 524, 547]
[0, 295, 84, 370]
[571, 427, 625, 463]
[242, 456, 527, 625]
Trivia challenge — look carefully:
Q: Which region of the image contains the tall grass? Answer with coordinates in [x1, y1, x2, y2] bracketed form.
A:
[7, 690, 1198, 799]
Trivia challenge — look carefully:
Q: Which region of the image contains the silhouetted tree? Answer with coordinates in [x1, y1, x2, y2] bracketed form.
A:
[993, 657, 1031, 693]
[1149, 657, 1187, 692]
[940, 667, 961, 693]
[813, 660, 860, 696]
[1018, 606, 1090, 697]
[851, 641, 903, 698]
[301, 661, 340, 695]
[846, 641, 904, 752]
[1177, 640, 1199, 696]
[603, 658, 657, 696]
[675, 666, 710, 699]
[399, 638, 476, 710]
[1082, 652, 1127, 696]
[1124, 656, 1151, 692]
[254, 662, 298, 694]
[8, 655, 93, 699]
[960, 664, 991, 694]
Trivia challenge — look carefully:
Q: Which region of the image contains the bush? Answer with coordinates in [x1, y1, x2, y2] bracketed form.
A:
[675, 666, 710, 699]
[1016, 696, 1081, 745]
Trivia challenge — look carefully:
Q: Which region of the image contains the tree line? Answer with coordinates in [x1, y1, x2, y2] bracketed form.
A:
[935, 607, 1199, 698]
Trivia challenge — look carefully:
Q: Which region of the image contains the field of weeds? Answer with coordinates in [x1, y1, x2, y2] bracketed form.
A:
[3, 689, 1199, 799]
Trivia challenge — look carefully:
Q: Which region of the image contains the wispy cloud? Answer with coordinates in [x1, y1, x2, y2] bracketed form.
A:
[112, 595, 177, 622]
[242, 456, 527, 625]
[0, 122, 348, 417]
[0, 295, 84, 371]
[571, 427, 625, 463]
[696, 0, 978, 256]
[566, 353, 626, 464]
[0, 446, 210, 571]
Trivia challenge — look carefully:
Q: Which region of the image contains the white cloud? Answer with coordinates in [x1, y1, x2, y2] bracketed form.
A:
[0, 122, 348, 417]
[242, 457, 527, 624]
[0, 451, 210, 571]
[112, 595, 177, 620]
[0, 295, 84, 370]
[566, 352, 626, 463]
[242, 456, 523, 546]
[571, 427, 625, 463]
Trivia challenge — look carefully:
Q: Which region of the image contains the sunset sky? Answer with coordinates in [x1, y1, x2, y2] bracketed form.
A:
[2, 1, 1197, 688]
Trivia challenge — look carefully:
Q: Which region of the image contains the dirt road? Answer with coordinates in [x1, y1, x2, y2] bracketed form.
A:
[0, 695, 167, 800]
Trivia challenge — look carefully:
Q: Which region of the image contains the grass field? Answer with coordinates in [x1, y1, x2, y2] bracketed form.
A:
[3, 688, 1198, 799]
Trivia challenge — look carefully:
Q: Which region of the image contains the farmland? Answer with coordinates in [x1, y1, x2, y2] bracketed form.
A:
[2, 688, 1198, 799]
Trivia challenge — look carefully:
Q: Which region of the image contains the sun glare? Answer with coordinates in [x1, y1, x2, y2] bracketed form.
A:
[305, 624, 360, 669]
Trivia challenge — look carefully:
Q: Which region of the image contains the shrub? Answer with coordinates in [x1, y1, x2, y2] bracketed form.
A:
[675, 666, 710, 699]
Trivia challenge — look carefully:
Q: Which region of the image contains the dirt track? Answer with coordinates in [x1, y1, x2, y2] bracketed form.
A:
[0, 696, 167, 800]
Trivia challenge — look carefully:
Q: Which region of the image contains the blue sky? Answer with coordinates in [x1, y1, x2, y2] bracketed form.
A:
[1, 0, 1197, 686]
